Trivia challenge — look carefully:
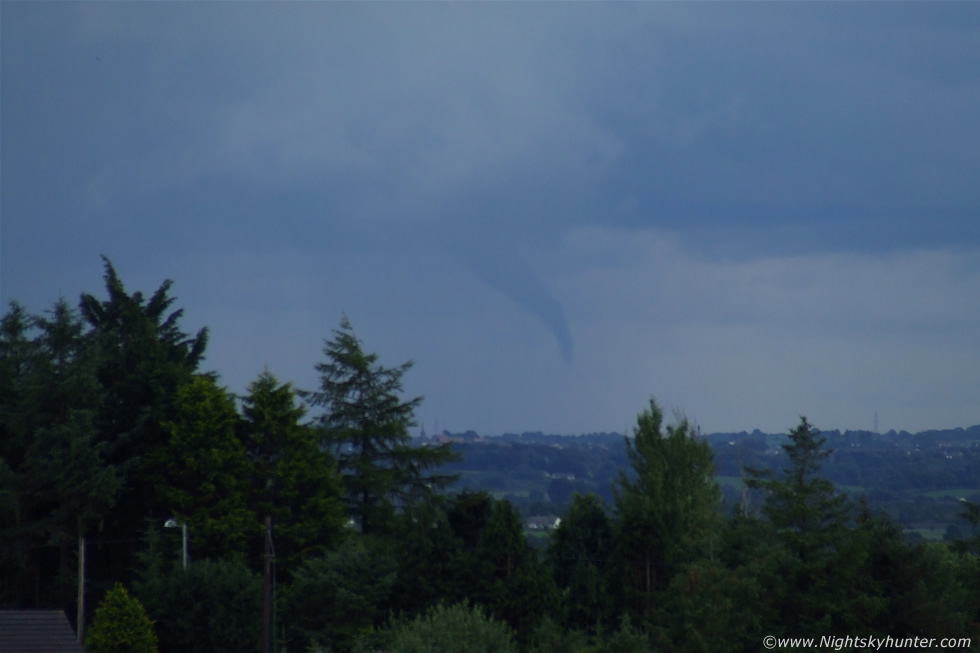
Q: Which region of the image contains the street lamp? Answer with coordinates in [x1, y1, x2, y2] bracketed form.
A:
[164, 518, 188, 570]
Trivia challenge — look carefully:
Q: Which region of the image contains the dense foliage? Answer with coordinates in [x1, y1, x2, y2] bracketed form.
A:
[304, 316, 459, 535]
[1, 259, 978, 652]
[85, 583, 158, 653]
[365, 601, 517, 653]
[135, 557, 262, 653]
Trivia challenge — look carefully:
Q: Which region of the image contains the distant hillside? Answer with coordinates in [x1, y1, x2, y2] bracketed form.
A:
[419, 424, 980, 543]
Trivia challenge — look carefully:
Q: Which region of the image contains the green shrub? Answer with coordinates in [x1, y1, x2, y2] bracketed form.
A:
[136, 558, 262, 653]
[529, 616, 593, 653]
[285, 537, 397, 653]
[85, 583, 158, 653]
[597, 615, 651, 653]
[369, 601, 516, 653]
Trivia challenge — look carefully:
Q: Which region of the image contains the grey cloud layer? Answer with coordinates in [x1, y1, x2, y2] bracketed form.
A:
[3, 2, 978, 433]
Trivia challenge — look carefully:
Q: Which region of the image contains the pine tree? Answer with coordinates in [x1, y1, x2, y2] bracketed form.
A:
[305, 317, 458, 535]
[746, 417, 849, 563]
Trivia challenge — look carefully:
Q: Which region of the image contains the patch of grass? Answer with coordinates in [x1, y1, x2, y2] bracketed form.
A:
[523, 529, 551, 541]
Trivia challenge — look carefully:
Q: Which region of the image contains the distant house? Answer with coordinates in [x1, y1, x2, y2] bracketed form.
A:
[435, 435, 464, 444]
[0, 610, 83, 653]
[525, 515, 561, 530]
[544, 472, 576, 481]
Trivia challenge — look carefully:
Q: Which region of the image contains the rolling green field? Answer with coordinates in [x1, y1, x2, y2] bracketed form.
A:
[916, 488, 980, 499]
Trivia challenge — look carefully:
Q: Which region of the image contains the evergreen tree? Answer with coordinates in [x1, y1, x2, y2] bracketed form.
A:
[0, 303, 36, 605]
[85, 583, 158, 653]
[528, 616, 590, 653]
[0, 300, 118, 615]
[950, 499, 980, 629]
[653, 516, 787, 653]
[851, 513, 972, 637]
[479, 499, 559, 647]
[612, 398, 720, 628]
[239, 370, 347, 572]
[598, 615, 653, 653]
[480, 500, 527, 582]
[33, 299, 119, 538]
[305, 317, 458, 534]
[134, 536, 261, 653]
[79, 257, 208, 582]
[388, 495, 464, 618]
[389, 492, 558, 647]
[746, 417, 849, 560]
[285, 536, 399, 653]
[745, 417, 856, 634]
[548, 493, 614, 640]
[157, 375, 254, 560]
[442, 490, 498, 604]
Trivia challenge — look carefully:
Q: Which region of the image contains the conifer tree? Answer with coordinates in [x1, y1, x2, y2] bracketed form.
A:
[137, 558, 261, 653]
[548, 493, 614, 639]
[240, 370, 346, 570]
[79, 256, 208, 581]
[451, 496, 559, 647]
[388, 495, 464, 617]
[0, 300, 118, 616]
[85, 583, 158, 653]
[746, 417, 849, 559]
[745, 417, 854, 633]
[158, 374, 254, 560]
[285, 536, 398, 652]
[80, 257, 208, 472]
[305, 317, 458, 534]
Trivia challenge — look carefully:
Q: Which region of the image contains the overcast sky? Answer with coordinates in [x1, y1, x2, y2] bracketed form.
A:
[3, 2, 978, 436]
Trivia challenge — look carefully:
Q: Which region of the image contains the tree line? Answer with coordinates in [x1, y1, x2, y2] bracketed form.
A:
[1, 258, 978, 652]
[440, 426, 980, 541]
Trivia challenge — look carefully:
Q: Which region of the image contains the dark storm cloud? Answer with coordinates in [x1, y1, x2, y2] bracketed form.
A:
[3, 2, 979, 433]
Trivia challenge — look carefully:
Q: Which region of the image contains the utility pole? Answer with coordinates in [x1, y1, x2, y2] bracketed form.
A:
[261, 515, 272, 653]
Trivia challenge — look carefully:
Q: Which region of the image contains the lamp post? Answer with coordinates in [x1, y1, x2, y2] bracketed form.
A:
[164, 518, 188, 570]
